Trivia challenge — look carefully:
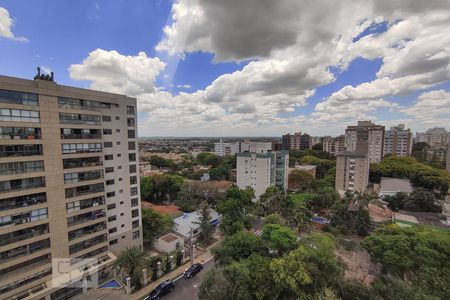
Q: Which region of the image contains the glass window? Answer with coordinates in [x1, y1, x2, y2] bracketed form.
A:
[102, 116, 111, 122]
[128, 142, 136, 150]
[0, 89, 39, 106]
[0, 109, 40, 123]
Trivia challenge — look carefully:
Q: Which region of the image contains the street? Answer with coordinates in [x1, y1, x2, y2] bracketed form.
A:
[164, 258, 215, 300]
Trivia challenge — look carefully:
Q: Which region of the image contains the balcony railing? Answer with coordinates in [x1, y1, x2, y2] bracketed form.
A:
[0, 238, 51, 263]
[69, 234, 107, 255]
[0, 224, 49, 247]
[0, 209, 48, 229]
[63, 158, 102, 169]
[65, 183, 104, 198]
[61, 133, 102, 139]
[0, 193, 46, 212]
[0, 147, 43, 158]
[0, 254, 51, 282]
[0, 177, 45, 193]
[67, 210, 106, 227]
[68, 222, 106, 241]
[67, 196, 105, 213]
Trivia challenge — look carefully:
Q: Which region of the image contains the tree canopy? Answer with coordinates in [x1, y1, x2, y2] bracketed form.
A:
[141, 208, 173, 246]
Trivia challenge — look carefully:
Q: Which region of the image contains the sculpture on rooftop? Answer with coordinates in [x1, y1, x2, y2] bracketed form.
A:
[34, 67, 54, 82]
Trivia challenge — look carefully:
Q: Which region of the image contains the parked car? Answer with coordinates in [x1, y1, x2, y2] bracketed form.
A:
[184, 263, 203, 278]
[147, 279, 175, 300]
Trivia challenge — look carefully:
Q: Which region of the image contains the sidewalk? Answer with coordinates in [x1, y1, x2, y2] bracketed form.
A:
[131, 239, 220, 300]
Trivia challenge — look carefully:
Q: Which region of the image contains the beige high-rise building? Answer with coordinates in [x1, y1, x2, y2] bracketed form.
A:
[345, 121, 384, 163]
[335, 151, 369, 194]
[0, 74, 142, 300]
[383, 124, 413, 157]
[416, 127, 448, 148]
[236, 151, 289, 198]
[322, 135, 345, 155]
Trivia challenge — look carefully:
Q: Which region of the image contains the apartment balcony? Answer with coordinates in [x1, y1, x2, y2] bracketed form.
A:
[69, 233, 107, 255]
[63, 157, 103, 169]
[0, 238, 51, 267]
[68, 221, 106, 242]
[0, 268, 51, 299]
[65, 183, 104, 199]
[0, 193, 46, 212]
[61, 133, 102, 139]
[0, 254, 51, 284]
[0, 145, 43, 158]
[0, 208, 48, 229]
[0, 177, 45, 194]
[66, 196, 105, 214]
[64, 170, 103, 185]
[0, 224, 49, 247]
[67, 209, 106, 228]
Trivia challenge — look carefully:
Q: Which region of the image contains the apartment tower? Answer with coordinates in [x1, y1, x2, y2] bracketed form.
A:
[0, 73, 142, 300]
[344, 121, 384, 163]
[383, 124, 413, 156]
[335, 151, 369, 194]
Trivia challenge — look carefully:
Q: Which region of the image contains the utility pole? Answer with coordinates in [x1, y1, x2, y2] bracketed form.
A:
[187, 228, 195, 267]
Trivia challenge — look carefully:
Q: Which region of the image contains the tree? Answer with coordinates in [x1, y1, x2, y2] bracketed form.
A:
[299, 155, 335, 178]
[212, 230, 267, 265]
[194, 202, 214, 245]
[114, 246, 147, 289]
[288, 170, 315, 192]
[199, 268, 232, 300]
[144, 174, 184, 203]
[258, 186, 284, 216]
[363, 224, 450, 299]
[328, 192, 370, 235]
[265, 213, 285, 225]
[174, 186, 201, 212]
[311, 187, 340, 209]
[261, 224, 298, 255]
[196, 152, 222, 167]
[140, 176, 153, 201]
[141, 208, 173, 246]
[383, 190, 442, 212]
[312, 143, 323, 151]
[208, 167, 229, 181]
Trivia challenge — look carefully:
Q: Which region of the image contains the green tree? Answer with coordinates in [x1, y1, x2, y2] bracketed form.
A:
[258, 186, 284, 216]
[141, 208, 173, 246]
[363, 224, 450, 299]
[264, 213, 285, 225]
[196, 152, 222, 167]
[114, 246, 147, 289]
[140, 176, 153, 201]
[299, 155, 336, 178]
[199, 268, 232, 300]
[313, 187, 340, 209]
[288, 169, 315, 192]
[194, 202, 214, 245]
[208, 167, 229, 180]
[328, 192, 370, 235]
[262, 224, 298, 255]
[212, 230, 267, 265]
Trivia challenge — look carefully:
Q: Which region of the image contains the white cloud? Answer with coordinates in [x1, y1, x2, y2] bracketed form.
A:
[0, 7, 27, 42]
[401, 90, 450, 127]
[71, 0, 450, 136]
[177, 84, 192, 89]
[69, 49, 165, 96]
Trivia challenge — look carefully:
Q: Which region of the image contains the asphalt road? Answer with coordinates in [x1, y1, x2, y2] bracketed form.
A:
[164, 258, 215, 300]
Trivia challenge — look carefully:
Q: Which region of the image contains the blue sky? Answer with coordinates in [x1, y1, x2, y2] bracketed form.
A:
[0, 0, 449, 136]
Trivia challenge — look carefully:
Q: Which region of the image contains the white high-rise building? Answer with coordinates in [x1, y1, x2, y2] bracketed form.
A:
[236, 151, 289, 198]
[384, 124, 413, 157]
[214, 140, 273, 157]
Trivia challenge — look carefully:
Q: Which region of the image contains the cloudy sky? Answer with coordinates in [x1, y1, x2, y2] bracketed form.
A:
[0, 0, 449, 137]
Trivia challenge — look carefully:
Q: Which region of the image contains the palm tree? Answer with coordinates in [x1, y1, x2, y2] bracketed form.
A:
[114, 245, 146, 288]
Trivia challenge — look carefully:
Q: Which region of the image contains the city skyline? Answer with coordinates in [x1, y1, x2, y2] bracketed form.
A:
[0, 1, 449, 137]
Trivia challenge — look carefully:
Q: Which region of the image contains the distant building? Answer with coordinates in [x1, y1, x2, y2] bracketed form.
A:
[272, 140, 282, 151]
[322, 135, 345, 155]
[282, 132, 301, 150]
[214, 140, 273, 156]
[379, 177, 413, 198]
[384, 124, 413, 157]
[248, 141, 273, 154]
[236, 150, 289, 198]
[416, 127, 448, 148]
[335, 151, 369, 194]
[345, 120, 385, 163]
[300, 133, 312, 150]
[173, 209, 221, 240]
[311, 136, 322, 147]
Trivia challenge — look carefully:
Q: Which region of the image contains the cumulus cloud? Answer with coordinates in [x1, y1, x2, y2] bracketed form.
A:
[0, 7, 27, 42]
[401, 90, 450, 126]
[69, 49, 165, 96]
[72, 0, 450, 136]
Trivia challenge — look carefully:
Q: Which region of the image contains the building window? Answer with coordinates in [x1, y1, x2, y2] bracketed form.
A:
[101, 102, 111, 109]
[109, 239, 118, 245]
[107, 204, 116, 210]
[58, 97, 100, 110]
[0, 89, 39, 106]
[106, 191, 115, 198]
[118, 166, 122, 170]
[59, 113, 100, 125]
[116, 141, 121, 145]
[103, 129, 112, 135]
[130, 176, 137, 185]
[132, 209, 139, 218]
[109, 227, 117, 234]
[0, 127, 41, 140]
[115, 116, 120, 120]
[127, 106, 135, 115]
[128, 153, 136, 162]
[102, 116, 111, 122]
[128, 130, 135, 138]
[130, 187, 138, 196]
[106, 179, 114, 185]
[131, 198, 138, 207]
[104, 154, 113, 160]
[104, 142, 113, 148]
[132, 230, 140, 240]
[105, 167, 114, 173]
[132, 220, 139, 228]
[62, 143, 102, 154]
[116, 129, 120, 133]
[128, 142, 136, 150]
[0, 160, 44, 175]
[0, 109, 40, 123]
[120, 212, 124, 216]
[129, 165, 137, 173]
[127, 118, 135, 127]
[108, 216, 116, 222]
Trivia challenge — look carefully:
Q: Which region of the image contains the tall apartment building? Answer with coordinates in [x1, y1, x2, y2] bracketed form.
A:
[335, 151, 369, 194]
[0, 74, 142, 300]
[299, 133, 312, 150]
[281, 132, 301, 150]
[416, 127, 448, 148]
[345, 121, 385, 163]
[383, 124, 413, 157]
[322, 135, 345, 155]
[214, 139, 240, 156]
[236, 150, 289, 198]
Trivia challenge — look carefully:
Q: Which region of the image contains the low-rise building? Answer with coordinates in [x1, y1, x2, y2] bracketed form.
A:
[172, 209, 221, 240]
[153, 233, 184, 254]
[379, 177, 413, 198]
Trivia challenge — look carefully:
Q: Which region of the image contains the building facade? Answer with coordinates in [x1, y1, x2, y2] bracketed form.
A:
[335, 151, 369, 194]
[345, 121, 384, 163]
[281, 132, 301, 150]
[236, 151, 289, 198]
[447, 134, 450, 173]
[299, 133, 312, 150]
[416, 127, 448, 148]
[383, 124, 413, 157]
[322, 135, 345, 155]
[0, 74, 142, 300]
[214, 140, 273, 156]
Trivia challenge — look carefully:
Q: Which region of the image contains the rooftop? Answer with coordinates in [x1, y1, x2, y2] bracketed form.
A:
[173, 209, 220, 237]
[141, 202, 183, 218]
[380, 177, 413, 194]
